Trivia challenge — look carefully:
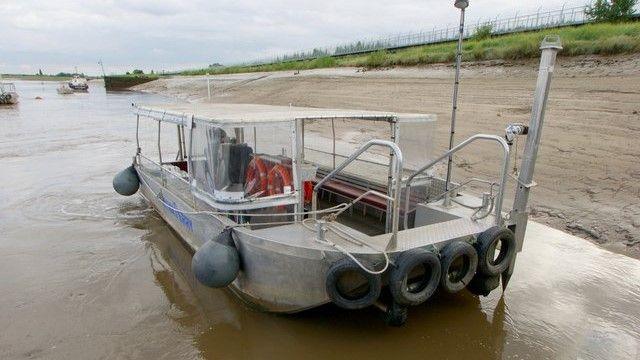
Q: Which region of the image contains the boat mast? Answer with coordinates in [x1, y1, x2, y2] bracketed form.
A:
[503, 36, 562, 290]
[445, 0, 469, 196]
[511, 36, 562, 250]
[98, 60, 106, 78]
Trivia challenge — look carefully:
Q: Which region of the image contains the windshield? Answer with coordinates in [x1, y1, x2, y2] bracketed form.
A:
[190, 121, 294, 203]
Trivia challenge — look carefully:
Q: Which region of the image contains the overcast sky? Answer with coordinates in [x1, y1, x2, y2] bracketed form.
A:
[2, 0, 589, 75]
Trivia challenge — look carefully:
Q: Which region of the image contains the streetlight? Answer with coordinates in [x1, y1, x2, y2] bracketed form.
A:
[454, 0, 469, 9]
[445, 0, 469, 199]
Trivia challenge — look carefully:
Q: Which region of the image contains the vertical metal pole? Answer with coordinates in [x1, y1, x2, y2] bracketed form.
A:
[176, 125, 184, 161]
[135, 114, 140, 155]
[98, 60, 106, 78]
[445, 5, 467, 199]
[157, 120, 164, 186]
[181, 125, 187, 157]
[503, 36, 562, 290]
[300, 120, 305, 160]
[234, 128, 244, 143]
[187, 116, 196, 207]
[206, 73, 211, 102]
[294, 119, 304, 221]
[331, 118, 336, 170]
[511, 36, 562, 250]
[385, 119, 399, 233]
[253, 127, 257, 151]
[187, 116, 195, 180]
[157, 120, 162, 165]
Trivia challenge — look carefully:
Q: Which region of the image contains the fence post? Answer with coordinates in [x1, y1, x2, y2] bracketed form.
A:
[206, 73, 211, 102]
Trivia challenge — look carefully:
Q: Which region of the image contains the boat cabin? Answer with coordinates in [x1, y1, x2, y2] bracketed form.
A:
[0, 82, 16, 93]
[133, 103, 440, 235]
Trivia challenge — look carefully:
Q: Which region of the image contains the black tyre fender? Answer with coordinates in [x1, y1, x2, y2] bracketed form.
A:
[325, 258, 382, 310]
[475, 226, 516, 277]
[439, 241, 478, 293]
[389, 249, 441, 306]
[467, 273, 501, 297]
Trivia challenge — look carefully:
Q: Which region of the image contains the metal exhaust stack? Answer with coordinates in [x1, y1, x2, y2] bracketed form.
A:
[445, 0, 469, 196]
[502, 35, 562, 290]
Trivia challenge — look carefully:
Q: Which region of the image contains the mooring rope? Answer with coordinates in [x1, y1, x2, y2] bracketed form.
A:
[301, 218, 390, 275]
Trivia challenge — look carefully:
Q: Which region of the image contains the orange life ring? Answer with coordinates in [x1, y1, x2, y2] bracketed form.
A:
[244, 156, 268, 196]
[267, 164, 293, 196]
[303, 181, 314, 204]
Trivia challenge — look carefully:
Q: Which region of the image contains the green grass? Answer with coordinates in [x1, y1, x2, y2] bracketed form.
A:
[104, 74, 159, 80]
[181, 21, 640, 75]
[180, 56, 337, 75]
[2, 74, 75, 81]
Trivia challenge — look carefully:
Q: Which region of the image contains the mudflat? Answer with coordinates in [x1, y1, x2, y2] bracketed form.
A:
[136, 54, 640, 258]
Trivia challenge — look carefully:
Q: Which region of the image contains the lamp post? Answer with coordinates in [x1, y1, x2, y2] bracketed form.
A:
[206, 73, 211, 102]
[445, 0, 469, 199]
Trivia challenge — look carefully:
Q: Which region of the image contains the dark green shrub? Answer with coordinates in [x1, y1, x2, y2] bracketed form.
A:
[473, 24, 494, 40]
[586, 0, 638, 22]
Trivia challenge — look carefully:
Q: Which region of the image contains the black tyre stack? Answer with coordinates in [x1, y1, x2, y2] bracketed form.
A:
[324, 226, 517, 325]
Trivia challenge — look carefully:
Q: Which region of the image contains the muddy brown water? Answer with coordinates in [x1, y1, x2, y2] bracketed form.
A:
[1, 80, 639, 359]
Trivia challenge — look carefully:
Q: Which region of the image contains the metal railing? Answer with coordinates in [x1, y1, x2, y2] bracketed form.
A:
[403, 134, 510, 230]
[312, 139, 403, 250]
[233, 4, 594, 67]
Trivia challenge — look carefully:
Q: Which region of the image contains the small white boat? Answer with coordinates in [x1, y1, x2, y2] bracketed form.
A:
[0, 81, 19, 105]
[68, 74, 89, 91]
[57, 82, 74, 94]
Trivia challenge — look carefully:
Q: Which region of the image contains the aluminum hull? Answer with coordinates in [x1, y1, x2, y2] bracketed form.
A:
[137, 166, 339, 313]
[136, 165, 495, 313]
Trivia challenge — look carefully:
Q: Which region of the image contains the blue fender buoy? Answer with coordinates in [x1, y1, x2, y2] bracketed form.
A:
[192, 228, 240, 288]
[113, 165, 140, 196]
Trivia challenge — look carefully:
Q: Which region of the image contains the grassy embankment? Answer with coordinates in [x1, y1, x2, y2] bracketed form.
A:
[181, 21, 640, 75]
[1, 74, 74, 81]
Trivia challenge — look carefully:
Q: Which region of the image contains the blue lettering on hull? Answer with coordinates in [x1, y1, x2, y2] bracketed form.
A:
[160, 195, 193, 232]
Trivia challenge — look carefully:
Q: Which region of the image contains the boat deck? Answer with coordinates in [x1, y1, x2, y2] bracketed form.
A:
[250, 194, 495, 255]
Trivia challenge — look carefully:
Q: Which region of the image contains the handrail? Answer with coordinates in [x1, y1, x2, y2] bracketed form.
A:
[403, 134, 510, 229]
[332, 189, 394, 218]
[312, 139, 403, 250]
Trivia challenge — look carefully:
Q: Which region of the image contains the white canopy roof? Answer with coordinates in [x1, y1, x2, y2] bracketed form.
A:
[133, 103, 435, 126]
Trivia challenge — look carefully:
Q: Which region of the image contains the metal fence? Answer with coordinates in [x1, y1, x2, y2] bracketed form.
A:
[230, 3, 628, 67]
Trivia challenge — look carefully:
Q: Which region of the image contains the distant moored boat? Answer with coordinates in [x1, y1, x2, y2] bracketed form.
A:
[57, 82, 74, 94]
[68, 74, 89, 91]
[0, 81, 19, 105]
